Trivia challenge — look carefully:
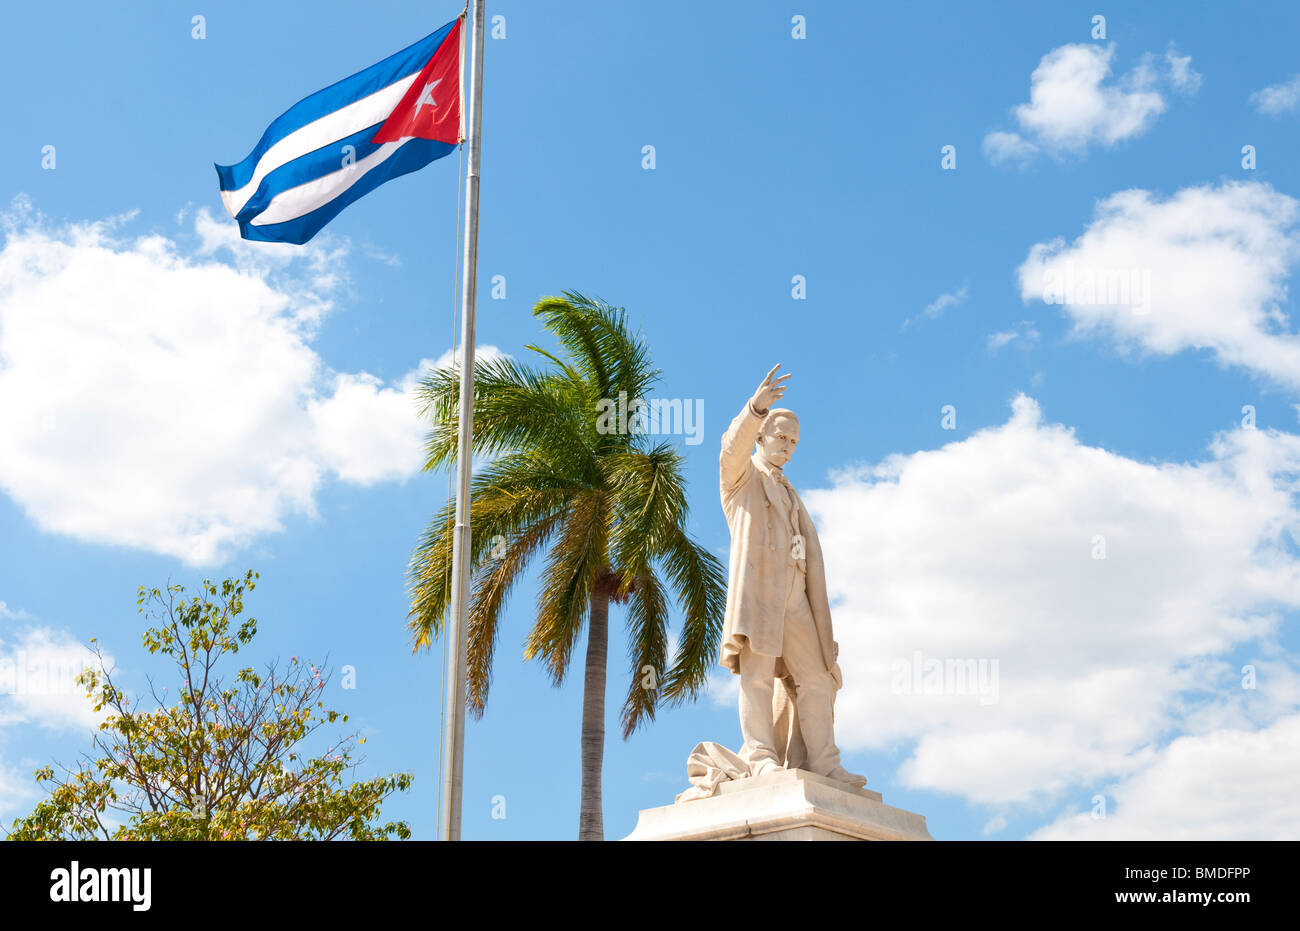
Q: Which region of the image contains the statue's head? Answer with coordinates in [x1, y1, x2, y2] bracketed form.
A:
[756, 408, 800, 468]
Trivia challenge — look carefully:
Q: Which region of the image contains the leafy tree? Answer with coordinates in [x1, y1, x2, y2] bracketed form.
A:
[8, 570, 411, 841]
[409, 292, 726, 840]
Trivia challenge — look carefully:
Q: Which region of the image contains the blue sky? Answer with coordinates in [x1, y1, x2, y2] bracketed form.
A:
[3, 0, 1300, 840]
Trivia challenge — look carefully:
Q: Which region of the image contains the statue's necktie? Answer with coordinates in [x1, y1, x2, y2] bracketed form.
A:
[773, 471, 806, 565]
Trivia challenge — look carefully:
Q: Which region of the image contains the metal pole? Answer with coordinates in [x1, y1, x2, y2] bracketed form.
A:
[439, 0, 485, 842]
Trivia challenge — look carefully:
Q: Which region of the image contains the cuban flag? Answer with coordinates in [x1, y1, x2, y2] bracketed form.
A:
[216, 18, 463, 245]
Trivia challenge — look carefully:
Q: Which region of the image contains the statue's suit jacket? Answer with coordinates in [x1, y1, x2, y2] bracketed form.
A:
[718, 401, 838, 678]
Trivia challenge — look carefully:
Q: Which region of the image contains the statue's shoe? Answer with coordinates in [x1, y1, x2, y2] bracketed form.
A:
[823, 765, 868, 789]
[750, 759, 784, 778]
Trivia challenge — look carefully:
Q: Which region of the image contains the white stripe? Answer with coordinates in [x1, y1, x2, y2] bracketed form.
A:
[249, 138, 410, 226]
[222, 72, 420, 219]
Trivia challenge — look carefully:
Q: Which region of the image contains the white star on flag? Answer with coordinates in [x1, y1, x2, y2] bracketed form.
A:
[417, 78, 442, 111]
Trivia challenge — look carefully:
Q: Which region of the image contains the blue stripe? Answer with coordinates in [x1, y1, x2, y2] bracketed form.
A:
[235, 137, 457, 245]
[233, 122, 391, 223]
[214, 20, 455, 194]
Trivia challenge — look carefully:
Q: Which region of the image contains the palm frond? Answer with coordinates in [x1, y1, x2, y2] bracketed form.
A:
[533, 295, 614, 397]
[417, 355, 597, 477]
[657, 524, 727, 703]
[406, 460, 581, 650]
[606, 444, 687, 594]
[526, 491, 608, 684]
[618, 570, 669, 737]
[405, 498, 457, 651]
[533, 292, 659, 404]
[465, 511, 563, 716]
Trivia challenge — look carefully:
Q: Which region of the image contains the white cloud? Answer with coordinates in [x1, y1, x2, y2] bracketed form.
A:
[1164, 46, 1202, 94]
[904, 286, 968, 330]
[1013, 44, 1165, 146]
[800, 394, 1300, 832]
[1251, 74, 1300, 117]
[0, 625, 104, 731]
[361, 243, 403, 268]
[987, 320, 1039, 351]
[981, 131, 1039, 167]
[705, 667, 740, 709]
[1018, 181, 1300, 389]
[0, 199, 495, 564]
[310, 364, 438, 486]
[922, 285, 967, 318]
[0, 603, 111, 822]
[0, 602, 30, 622]
[309, 344, 505, 485]
[0, 758, 39, 821]
[1031, 715, 1300, 839]
[985, 43, 1198, 165]
[982, 813, 1009, 836]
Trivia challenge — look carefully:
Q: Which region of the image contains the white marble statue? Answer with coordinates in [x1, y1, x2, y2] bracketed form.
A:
[678, 365, 866, 803]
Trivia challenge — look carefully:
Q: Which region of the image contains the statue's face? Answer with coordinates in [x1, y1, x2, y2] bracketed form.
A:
[757, 415, 799, 468]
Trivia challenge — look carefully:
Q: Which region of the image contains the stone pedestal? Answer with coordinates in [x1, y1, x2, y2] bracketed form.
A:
[623, 768, 934, 841]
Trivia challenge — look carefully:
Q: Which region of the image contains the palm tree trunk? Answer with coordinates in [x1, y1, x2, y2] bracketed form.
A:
[578, 584, 609, 840]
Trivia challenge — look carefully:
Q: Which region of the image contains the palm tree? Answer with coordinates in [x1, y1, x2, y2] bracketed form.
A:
[407, 292, 726, 840]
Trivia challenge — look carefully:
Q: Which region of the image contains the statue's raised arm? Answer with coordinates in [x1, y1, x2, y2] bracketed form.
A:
[749, 363, 790, 414]
[720, 364, 790, 496]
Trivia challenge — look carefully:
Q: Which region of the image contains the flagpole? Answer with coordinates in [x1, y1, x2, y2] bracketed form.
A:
[439, 0, 485, 842]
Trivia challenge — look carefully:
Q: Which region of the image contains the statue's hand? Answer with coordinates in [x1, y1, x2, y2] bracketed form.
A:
[829, 662, 843, 690]
[751, 363, 791, 414]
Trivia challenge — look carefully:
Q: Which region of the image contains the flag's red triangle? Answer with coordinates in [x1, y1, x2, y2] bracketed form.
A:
[372, 17, 463, 145]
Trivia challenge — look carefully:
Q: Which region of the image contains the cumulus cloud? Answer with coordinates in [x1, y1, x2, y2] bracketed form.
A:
[0, 625, 103, 732]
[799, 394, 1300, 836]
[1251, 75, 1300, 117]
[0, 603, 112, 820]
[0, 199, 496, 564]
[985, 43, 1199, 165]
[309, 343, 505, 484]
[1018, 181, 1300, 389]
[981, 131, 1039, 167]
[1031, 714, 1300, 839]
